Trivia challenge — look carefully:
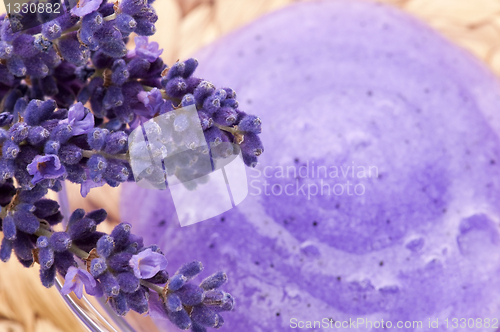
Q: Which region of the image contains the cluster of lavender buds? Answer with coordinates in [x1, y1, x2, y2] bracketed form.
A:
[0, 0, 263, 330]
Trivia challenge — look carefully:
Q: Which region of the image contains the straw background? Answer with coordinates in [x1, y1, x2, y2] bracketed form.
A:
[1, 0, 500, 331]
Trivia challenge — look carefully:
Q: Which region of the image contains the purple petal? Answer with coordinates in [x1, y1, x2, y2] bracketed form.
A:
[60, 266, 79, 296]
[148, 292, 169, 320]
[70, 0, 104, 17]
[129, 249, 168, 279]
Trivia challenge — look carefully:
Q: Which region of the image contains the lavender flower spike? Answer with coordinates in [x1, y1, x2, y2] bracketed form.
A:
[61, 266, 103, 299]
[27, 155, 66, 184]
[129, 248, 168, 279]
[61, 102, 95, 136]
[70, 0, 104, 17]
[128, 36, 163, 62]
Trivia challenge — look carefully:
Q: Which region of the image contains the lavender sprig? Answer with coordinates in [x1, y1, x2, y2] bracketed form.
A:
[0, 0, 264, 330]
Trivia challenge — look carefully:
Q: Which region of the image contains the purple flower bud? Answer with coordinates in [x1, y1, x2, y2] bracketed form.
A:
[125, 288, 149, 314]
[108, 252, 133, 273]
[182, 58, 198, 78]
[116, 272, 140, 293]
[50, 124, 73, 144]
[40, 265, 56, 288]
[49, 232, 72, 252]
[12, 34, 38, 58]
[166, 293, 183, 312]
[36, 236, 49, 248]
[213, 107, 238, 126]
[175, 284, 205, 306]
[37, 237, 55, 270]
[167, 308, 192, 330]
[93, 22, 127, 58]
[165, 77, 187, 99]
[167, 274, 187, 292]
[111, 59, 130, 85]
[2, 215, 16, 240]
[9, 122, 30, 144]
[67, 209, 85, 228]
[98, 271, 120, 297]
[109, 291, 129, 316]
[44, 140, 60, 155]
[0, 159, 15, 181]
[103, 85, 124, 110]
[191, 305, 219, 328]
[96, 234, 114, 258]
[129, 248, 168, 279]
[57, 32, 90, 67]
[193, 81, 216, 104]
[27, 126, 50, 146]
[237, 114, 262, 134]
[103, 160, 130, 184]
[115, 14, 137, 34]
[0, 41, 13, 59]
[13, 231, 34, 263]
[90, 257, 107, 277]
[119, 0, 147, 15]
[191, 321, 208, 332]
[134, 10, 157, 36]
[2, 141, 19, 160]
[42, 22, 62, 41]
[221, 98, 238, 109]
[203, 126, 223, 147]
[166, 61, 185, 80]
[85, 209, 107, 224]
[179, 94, 194, 108]
[6, 56, 26, 76]
[176, 261, 203, 280]
[199, 272, 228, 291]
[202, 95, 221, 115]
[61, 266, 102, 299]
[87, 128, 109, 151]
[27, 155, 66, 185]
[197, 111, 213, 131]
[104, 131, 128, 154]
[68, 218, 96, 241]
[13, 210, 39, 234]
[0, 238, 13, 262]
[82, 11, 104, 33]
[59, 144, 83, 165]
[127, 57, 151, 79]
[203, 290, 234, 312]
[240, 131, 263, 162]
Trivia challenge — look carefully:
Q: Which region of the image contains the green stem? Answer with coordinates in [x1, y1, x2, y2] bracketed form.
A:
[140, 279, 165, 297]
[82, 150, 129, 161]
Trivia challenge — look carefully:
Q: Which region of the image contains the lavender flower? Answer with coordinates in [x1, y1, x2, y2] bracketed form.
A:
[60, 102, 95, 136]
[61, 266, 102, 298]
[137, 88, 164, 117]
[27, 155, 66, 184]
[129, 248, 167, 279]
[128, 36, 163, 62]
[0, 0, 261, 328]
